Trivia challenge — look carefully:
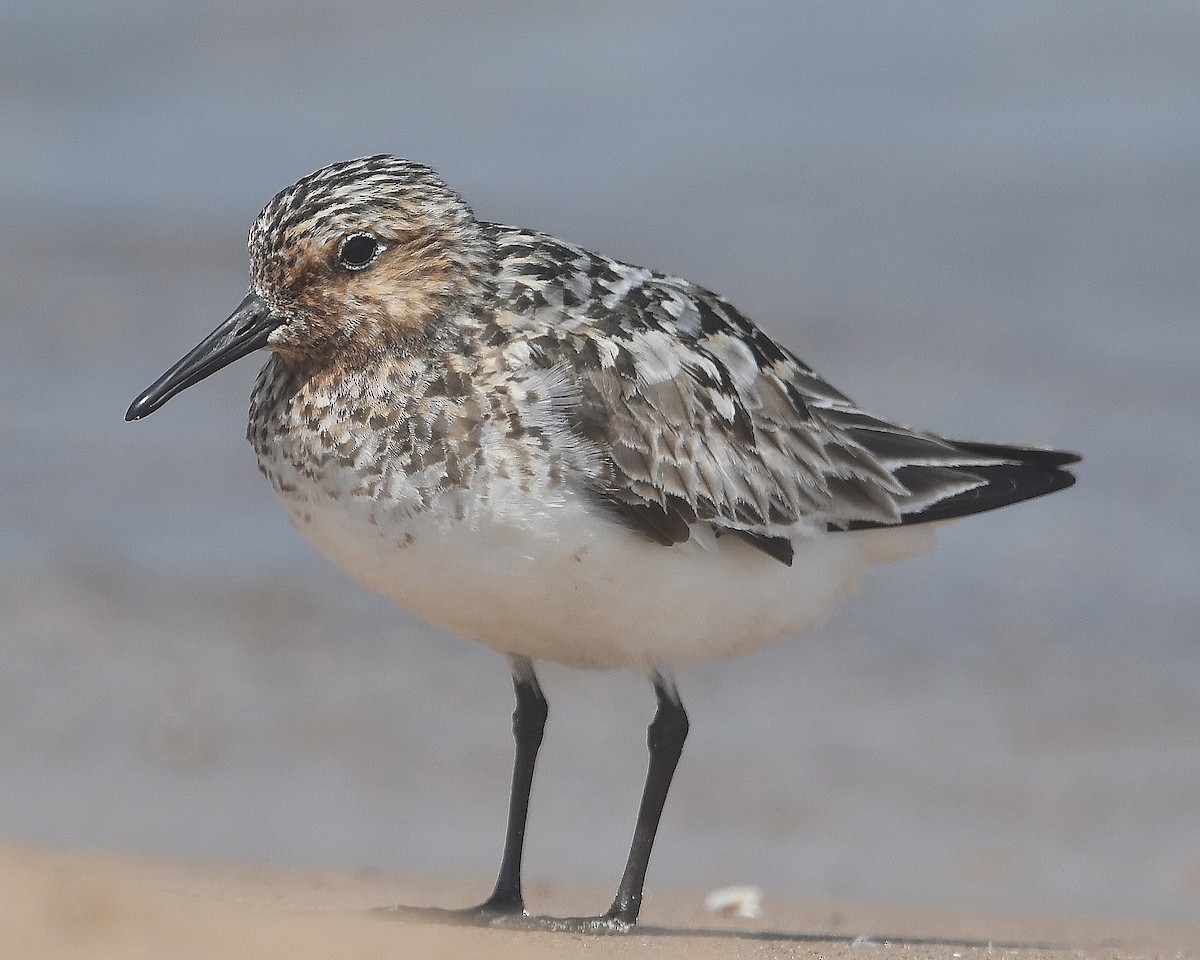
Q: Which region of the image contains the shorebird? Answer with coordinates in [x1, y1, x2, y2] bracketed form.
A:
[127, 155, 1078, 932]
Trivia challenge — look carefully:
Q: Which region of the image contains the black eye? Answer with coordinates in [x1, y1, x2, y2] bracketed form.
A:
[336, 233, 381, 271]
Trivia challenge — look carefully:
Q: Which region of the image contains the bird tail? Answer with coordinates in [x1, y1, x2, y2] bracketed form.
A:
[844, 438, 1080, 531]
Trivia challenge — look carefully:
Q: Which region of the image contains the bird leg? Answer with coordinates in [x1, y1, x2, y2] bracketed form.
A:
[490, 670, 690, 932]
[476, 656, 547, 915]
[380, 666, 687, 933]
[604, 671, 689, 926]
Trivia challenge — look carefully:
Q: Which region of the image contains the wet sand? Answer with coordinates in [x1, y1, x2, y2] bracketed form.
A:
[3, 840, 1194, 960]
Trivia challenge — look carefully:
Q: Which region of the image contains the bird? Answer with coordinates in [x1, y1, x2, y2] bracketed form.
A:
[126, 155, 1078, 932]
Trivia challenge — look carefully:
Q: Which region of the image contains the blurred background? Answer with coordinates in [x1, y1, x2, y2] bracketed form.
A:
[2, 0, 1197, 923]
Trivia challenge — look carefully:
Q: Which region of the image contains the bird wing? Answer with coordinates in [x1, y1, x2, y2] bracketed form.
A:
[489, 227, 1078, 565]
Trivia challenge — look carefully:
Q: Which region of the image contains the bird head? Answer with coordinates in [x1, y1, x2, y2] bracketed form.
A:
[126, 155, 491, 421]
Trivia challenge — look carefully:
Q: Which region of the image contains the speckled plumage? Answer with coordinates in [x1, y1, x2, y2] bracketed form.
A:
[128, 155, 1078, 926]
[232, 156, 1076, 670]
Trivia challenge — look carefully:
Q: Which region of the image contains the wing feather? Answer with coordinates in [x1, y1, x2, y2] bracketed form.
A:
[487, 226, 1078, 563]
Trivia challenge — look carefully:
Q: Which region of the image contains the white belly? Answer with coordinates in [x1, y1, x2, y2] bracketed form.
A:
[274, 475, 935, 670]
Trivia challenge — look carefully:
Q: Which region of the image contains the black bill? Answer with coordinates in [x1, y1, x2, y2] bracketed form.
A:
[126, 293, 283, 421]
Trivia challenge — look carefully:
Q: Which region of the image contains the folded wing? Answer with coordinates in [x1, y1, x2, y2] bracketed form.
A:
[492, 227, 1079, 566]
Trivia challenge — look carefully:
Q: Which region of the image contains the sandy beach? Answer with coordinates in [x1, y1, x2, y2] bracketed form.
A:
[3, 840, 1194, 960]
[3, 5, 1198, 958]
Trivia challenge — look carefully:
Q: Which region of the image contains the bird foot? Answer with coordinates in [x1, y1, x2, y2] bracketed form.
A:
[372, 901, 521, 927]
[374, 903, 633, 934]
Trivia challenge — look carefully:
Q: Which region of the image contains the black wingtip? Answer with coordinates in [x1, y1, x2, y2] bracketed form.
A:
[846, 443, 1079, 531]
[951, 440, 1081, 469]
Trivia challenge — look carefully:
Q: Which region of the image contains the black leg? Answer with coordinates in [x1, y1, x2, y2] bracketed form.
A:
[478, 656, 547, 915]
[605, 671, 689, 926]
[379, 666, 687, 935]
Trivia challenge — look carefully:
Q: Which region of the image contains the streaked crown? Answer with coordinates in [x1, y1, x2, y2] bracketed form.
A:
[247, 155, 495, 358]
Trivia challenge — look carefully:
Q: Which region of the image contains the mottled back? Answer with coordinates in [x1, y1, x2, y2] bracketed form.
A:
[482, 226, 1076, 564]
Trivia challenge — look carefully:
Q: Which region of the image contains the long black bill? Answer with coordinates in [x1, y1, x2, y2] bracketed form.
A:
[126, 293, 283, 421]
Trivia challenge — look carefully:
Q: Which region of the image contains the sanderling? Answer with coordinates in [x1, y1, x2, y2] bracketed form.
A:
[127, 155, 1078, 931]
